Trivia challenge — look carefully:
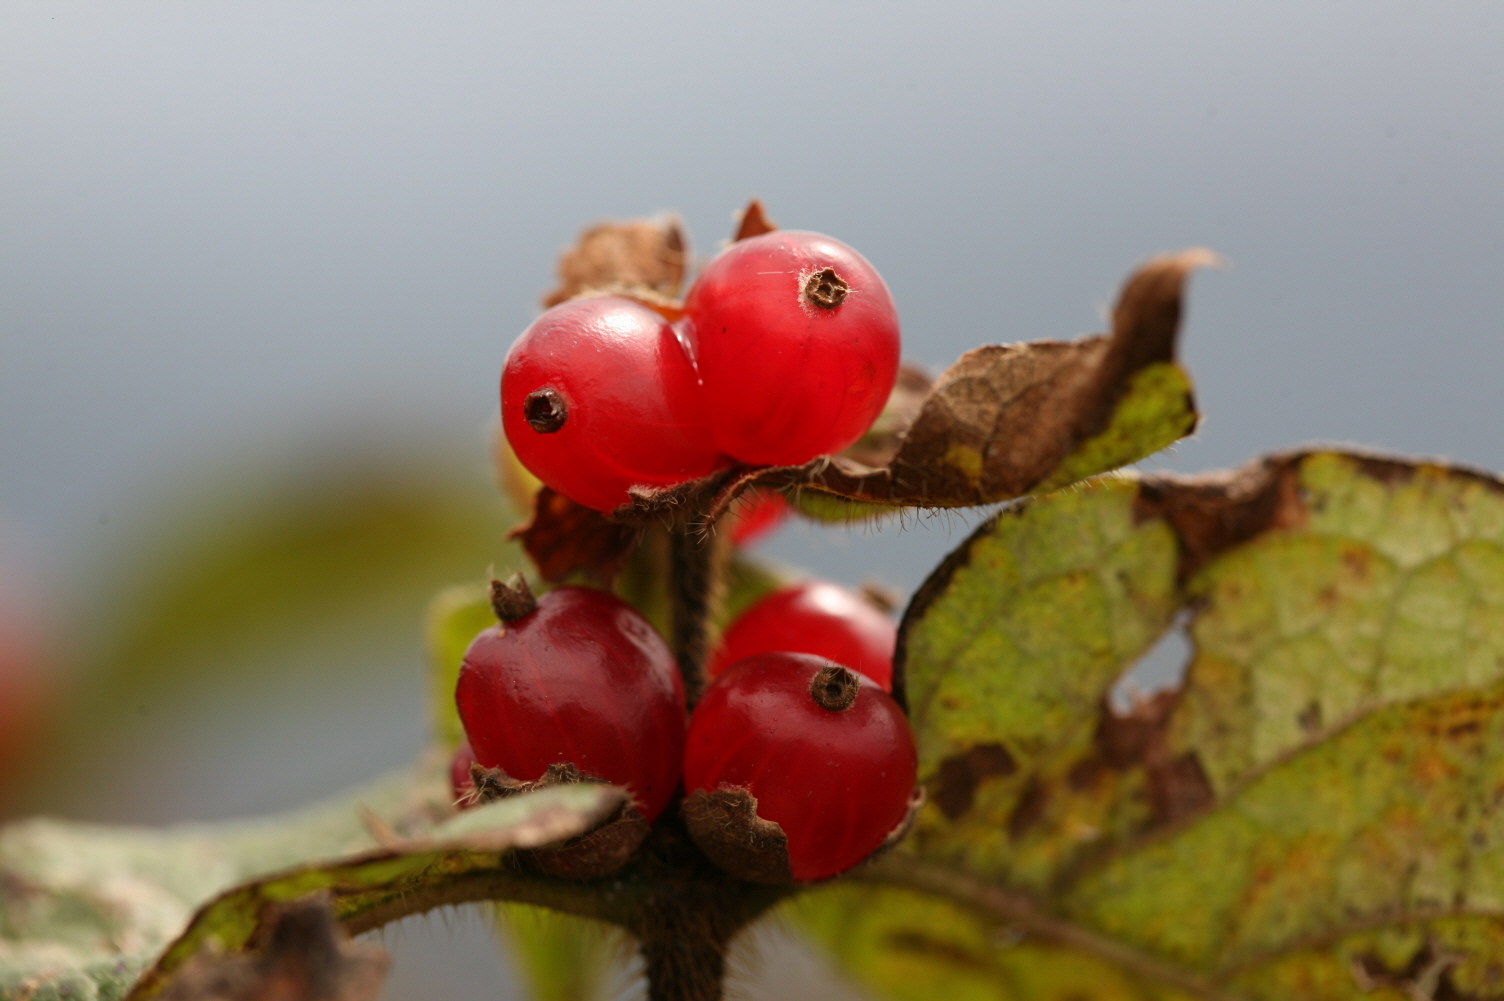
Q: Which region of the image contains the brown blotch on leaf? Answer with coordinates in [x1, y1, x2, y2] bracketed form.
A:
[1145, 752, 1214, 825]
[523, 388, 568, 433]
[733, 198, 778, 241]
[802, 267, 849, 309]
[1096, 689, 1180, 766]
[158, 894, 388, 1001]
[542, 217, 687, 308]
[469, 761, 649, 879]
[681, 786, 794, 885]
[489, 573, 537, 622]
[1007, 776, 1049, 841]
[510, 486, 641, 584]
[809, 664, 860, 712]
[931, 743, 1018, 821]
[1134, 455, 1304, 583]
[1135, 448, 1504, 586]
[1351, 940, 1469, 1000]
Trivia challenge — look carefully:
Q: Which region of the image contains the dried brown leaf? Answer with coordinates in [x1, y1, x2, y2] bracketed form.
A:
[510, 487, 641, 584]
[542, 217, 687, 308]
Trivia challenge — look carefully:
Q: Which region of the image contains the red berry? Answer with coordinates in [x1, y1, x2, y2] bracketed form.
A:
[683, 653, 917, 881]
[501, 297, 722, 512]
[450, 741, 477, 807]
[710, 580, 896, 690]
[726, 488, 790, 547]
[681, 231, 900, 466]
[455, 586, 686, 822]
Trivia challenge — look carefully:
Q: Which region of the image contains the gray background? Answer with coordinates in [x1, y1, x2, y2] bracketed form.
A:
[2, 3, 1501, 998]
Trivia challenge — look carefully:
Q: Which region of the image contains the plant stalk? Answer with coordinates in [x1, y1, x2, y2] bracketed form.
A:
[668, 513, 726, 708]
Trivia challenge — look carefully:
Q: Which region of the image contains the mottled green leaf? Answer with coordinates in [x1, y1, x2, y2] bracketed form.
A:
[822, 450, 1504, 1000]
[1068, 684, 1504, 997]
[899, 476, 1181, 889]
[0, 760, 621, 1001]
[2, 767, 434, 1000]
[791, 883, 1196, 1001]
[1168, 452, 1504, 794]
[126, 784, 620, 1001]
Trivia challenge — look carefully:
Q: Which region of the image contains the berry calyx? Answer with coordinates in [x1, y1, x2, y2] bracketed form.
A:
[682, 652, 918, 882]
[501, 296, 722, 513]
[455, 582, 686, 823]
[680, 231, 901, 466]
[709, 580, 897, 690]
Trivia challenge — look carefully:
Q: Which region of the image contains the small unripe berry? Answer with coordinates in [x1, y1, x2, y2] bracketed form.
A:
[682, 652, 918, 881]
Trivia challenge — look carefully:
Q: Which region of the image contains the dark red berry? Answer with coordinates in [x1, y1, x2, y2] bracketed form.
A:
[683, 652, 917, 881]
[681, 231, 901, 466]
[501, 296, 722, 512]
[726, 488, 790, 547]
[455, 585, 686, 822]
[709, 580, 896, 690]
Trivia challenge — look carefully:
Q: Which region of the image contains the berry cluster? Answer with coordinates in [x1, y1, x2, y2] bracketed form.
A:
[501, 231, 902, 512]
[464, 224, 916, 884]
[453, 575, 916, 882]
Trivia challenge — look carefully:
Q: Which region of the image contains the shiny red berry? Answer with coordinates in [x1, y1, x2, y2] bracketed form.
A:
[709, 580, 896, 690]
[683, 652, 918, 881]
[501, 296, 722, 512]
[455, 584, 686, 822]
[681, 231, 900, 466]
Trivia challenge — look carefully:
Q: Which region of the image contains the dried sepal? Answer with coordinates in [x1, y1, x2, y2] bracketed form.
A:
[510, 486, 642, 583]
[489, 573, 537, 622]
[732, 198, 777, 241]
[542, 217, 687, 308]
[469, 762, 649, 878]
[681, 786, 794, 885]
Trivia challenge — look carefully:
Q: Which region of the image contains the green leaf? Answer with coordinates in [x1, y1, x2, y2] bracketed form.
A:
[125, 783, 620, 1001]
[791, 883, 1197, 1001]
[811, 450, 1504, 1000]
[0, 753, 620, 1001]
[1067, 684, 1504, 986]
[1033, 363, 1197, 494]
[425, 582, 497, 748]
[899, 475, 1180, 890]
[496, 904, 624, 1001]
[2, 767, 427, 1000]
[1168, 451, 1504, 794]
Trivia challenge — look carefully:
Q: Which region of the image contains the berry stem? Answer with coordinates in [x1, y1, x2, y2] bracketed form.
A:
[668, 514, 726, 708]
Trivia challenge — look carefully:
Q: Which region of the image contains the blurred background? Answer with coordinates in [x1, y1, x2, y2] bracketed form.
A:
[1, 3, 1500, 997]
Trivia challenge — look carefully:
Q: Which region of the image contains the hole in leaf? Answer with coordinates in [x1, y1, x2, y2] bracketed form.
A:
[1109, 610, 1192, 715]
